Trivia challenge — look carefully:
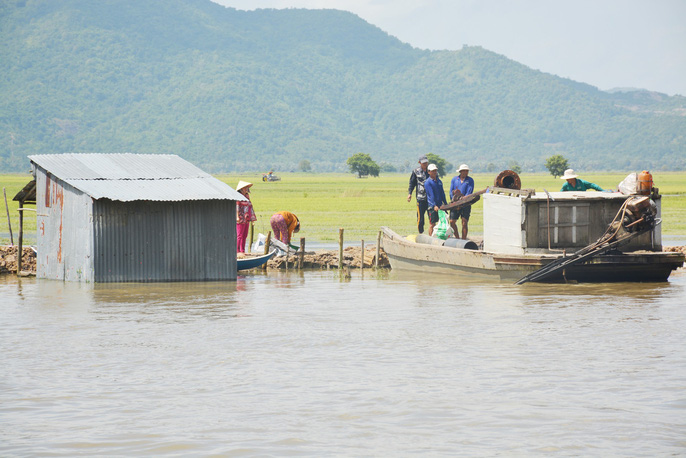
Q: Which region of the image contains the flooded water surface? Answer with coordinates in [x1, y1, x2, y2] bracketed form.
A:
[2, 270, 686, 456]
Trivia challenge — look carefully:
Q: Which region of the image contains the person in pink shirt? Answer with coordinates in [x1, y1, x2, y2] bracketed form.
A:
[236, 181, 256, 253]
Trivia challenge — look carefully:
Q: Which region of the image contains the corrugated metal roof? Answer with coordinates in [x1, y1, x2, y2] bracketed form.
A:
[29, 153, 246, 202]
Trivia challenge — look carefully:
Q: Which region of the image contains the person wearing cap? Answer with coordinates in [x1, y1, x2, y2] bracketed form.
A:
[270, 211, 300, 246]
[407, 154, 430, 233]
[424, 163, 447, 236]
[560, 169, 604, 192]
[449, 164, 475, 239]
[236, 181, 256, 253]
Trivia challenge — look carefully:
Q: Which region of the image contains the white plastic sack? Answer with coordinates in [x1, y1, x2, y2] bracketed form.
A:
[251, 233, 267, 253]
[251, 233, 296, 256]
[269, 238, 290, 256]
[618, 172, 637, 195]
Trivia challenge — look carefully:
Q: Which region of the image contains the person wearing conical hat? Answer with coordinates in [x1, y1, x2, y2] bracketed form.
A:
[236, 181, 256, 253]
[560, 169, 604, 192]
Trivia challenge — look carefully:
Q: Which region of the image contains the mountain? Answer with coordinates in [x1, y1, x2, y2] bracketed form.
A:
[1, 0, 685, 173]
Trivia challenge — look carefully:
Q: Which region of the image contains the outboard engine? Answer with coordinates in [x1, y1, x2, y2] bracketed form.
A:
[623, 195, 658, 233]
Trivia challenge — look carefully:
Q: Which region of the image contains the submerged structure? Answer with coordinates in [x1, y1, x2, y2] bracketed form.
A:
[23, 153, 245, 282]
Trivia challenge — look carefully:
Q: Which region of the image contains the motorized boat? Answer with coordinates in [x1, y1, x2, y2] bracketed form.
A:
[382, 176, 684, 283]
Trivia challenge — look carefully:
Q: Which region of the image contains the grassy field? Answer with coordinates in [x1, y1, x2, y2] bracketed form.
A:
[220, 171, 686, 242]
[2, 171, 685, 245]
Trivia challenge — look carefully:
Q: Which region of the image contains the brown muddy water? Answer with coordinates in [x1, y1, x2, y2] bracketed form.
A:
[2, 269, 686, 456]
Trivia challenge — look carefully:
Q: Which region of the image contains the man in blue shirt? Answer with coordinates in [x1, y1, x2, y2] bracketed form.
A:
[560, 169, 604, 192]
[425, 163, 447, 236]
[449, 164, 475, 239]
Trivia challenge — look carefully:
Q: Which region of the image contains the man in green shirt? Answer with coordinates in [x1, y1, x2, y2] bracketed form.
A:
[560, 169, 604, 192]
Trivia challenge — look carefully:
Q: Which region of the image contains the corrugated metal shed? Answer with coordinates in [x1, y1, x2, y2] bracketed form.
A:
[29, 153, 246, 202]
[29, 153, 243, 282]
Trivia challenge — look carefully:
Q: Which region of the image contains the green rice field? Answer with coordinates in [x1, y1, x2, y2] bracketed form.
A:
[2, 171, 685, 245]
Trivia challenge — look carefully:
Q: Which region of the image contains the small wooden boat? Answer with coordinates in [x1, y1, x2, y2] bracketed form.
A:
[237, 251, 275, 271]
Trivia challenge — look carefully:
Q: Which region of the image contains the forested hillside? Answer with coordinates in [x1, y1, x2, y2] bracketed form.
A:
[1, 0, 685, 173]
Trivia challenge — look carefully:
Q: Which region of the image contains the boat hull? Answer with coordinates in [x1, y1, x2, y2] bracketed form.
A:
[381, 227, 684, 283]
[237, 251, 275, 271]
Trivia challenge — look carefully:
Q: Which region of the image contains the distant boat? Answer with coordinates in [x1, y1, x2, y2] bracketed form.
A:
[237, 251, 275, 271]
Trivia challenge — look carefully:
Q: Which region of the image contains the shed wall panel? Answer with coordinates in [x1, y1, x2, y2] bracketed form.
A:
[35, 170, 94, 282]
[92, 200, 236, 282]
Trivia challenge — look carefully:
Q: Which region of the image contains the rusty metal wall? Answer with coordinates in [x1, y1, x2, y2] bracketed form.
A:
[92, 199, 236, 282]
[35, 169, 95, 282]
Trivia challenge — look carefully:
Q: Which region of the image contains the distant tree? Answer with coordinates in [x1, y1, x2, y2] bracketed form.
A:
[346, 153, 380, 177]
[544, 154, 569, 178]
[379, 162, 397, 173]
[426, 153, 451, 177]
[299, 159, 312, 173]
[487, 163, 496, 173]
[508, 160, 522, 174]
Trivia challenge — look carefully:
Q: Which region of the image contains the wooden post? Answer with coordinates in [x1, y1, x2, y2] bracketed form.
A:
[360, 239, 364, 269]
[249, 223, 254, 253]
[17, 200, 23, 275]
[3, 188, 13, 246]
[298, 237, 305, 269]
[263, 231, 271, 270]
[338, 228, 344, 270]
[376, 230, 381, 269]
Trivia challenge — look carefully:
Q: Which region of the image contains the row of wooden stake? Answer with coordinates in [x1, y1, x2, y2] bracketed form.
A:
[248, 225, 382, 270]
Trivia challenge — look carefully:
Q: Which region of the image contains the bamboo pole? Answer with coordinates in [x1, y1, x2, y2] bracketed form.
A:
[3, 188, 13, 246]
[263, 231, 271, 270]
[376, 230, 381, 269]
[360, 239, 364, 269]
[338, 228, 344, 270]
[17, 200, 23, 275]
[298, 237, 305, 269]
[249, 223, 254, 253]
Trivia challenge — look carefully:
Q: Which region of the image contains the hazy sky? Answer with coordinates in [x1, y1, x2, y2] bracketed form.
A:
[211, 0, 686, 96]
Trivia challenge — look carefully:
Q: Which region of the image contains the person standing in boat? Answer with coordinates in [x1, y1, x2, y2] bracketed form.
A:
[236, 181, 256, 254]
[449, 164, 474, 240]
[425, 163, 447, 236]
[236, 181, 257, 253]
[560, 169, 604, 192]
[407, 154, 430, 234]
[270, 211, 300, 246]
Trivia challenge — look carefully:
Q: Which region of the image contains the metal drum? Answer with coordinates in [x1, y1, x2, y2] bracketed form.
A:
[415, 234, 447, 246]
[443, 238, 479, 250]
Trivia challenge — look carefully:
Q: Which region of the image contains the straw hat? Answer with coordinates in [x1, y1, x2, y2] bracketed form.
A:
[560, 169, 578, 180]
[236, 180, 253, 192]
